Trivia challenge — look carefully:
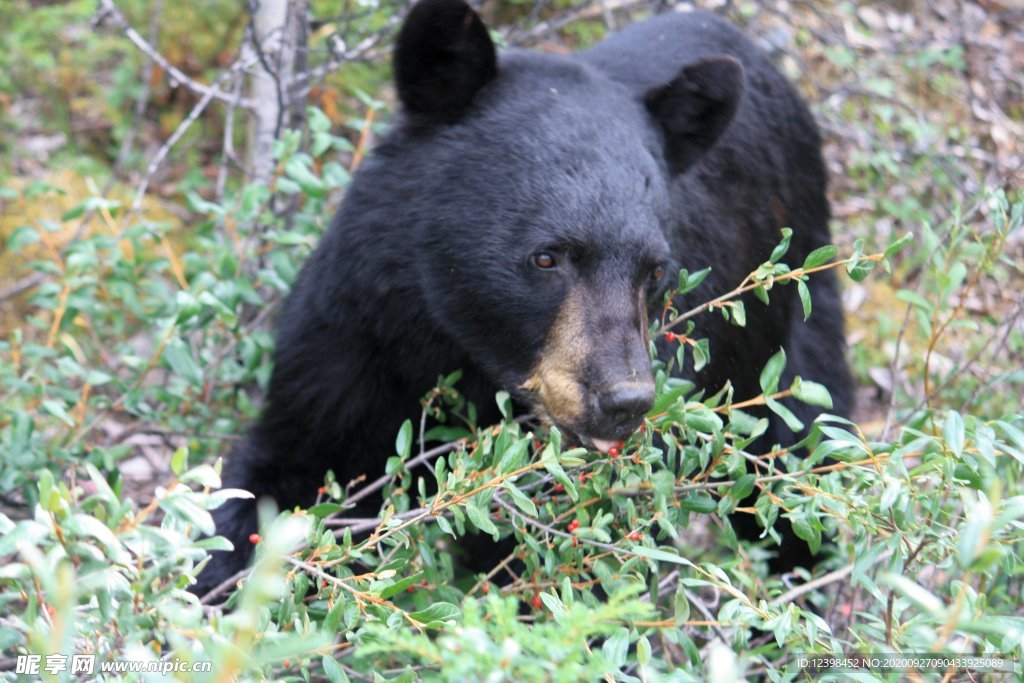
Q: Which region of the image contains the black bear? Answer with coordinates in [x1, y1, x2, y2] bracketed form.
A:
[192, 0, 852, 595]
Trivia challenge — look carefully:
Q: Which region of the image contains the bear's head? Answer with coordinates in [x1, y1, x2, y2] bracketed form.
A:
[383, 0, 744, 451]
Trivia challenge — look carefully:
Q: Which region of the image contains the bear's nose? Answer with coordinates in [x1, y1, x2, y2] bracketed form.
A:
[598, 383, 655, 428]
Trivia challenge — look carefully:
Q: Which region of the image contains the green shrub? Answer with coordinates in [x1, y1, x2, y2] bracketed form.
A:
[1, 130, 1021, 678]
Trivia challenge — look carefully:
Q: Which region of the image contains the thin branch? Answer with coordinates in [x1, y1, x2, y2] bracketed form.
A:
[0, 273, 45, 303]
[338, 439, 465, 510]
[769, 549, 894, 606]
[132, 58, 255, 210]
[287, 18, 401, 106]
[94, 0, 254, 109]
[504, 0, 649, 46]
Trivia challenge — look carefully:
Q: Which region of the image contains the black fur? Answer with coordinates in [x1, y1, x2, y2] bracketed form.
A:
[191, 4, 852, 595]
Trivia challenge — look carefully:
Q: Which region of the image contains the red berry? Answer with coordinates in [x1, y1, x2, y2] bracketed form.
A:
[407, 586, 414, 593]
[248, 533, 261, 544]
[553, 483, 564, 493]
[317, 486, 326, 494]
[608, 446, 619, 458]
[482, 584, 489, 594]
[628, 531, 642, 541]
[567, 519, 580, 532]
[532, 593, 542, 608]
[665, 331, 678, 342]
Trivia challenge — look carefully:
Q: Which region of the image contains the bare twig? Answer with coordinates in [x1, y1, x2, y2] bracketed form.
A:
[338, 439, 466, 510]
[769, 549, 894, 606]
[94, 0, 254, 108]
[504, 0, 649, 46]
[0, 273, 45, 303]
[287, 18, 401, 106]
[198, 567, 250, 604]
[132, 57, 255, 210]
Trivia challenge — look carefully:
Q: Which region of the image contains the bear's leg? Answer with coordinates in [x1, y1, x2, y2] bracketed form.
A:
[190, 435, 323, 599]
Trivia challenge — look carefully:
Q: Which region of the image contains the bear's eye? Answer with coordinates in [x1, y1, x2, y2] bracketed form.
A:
[532, 252, 557, 270]
[649, 264, 666, 282]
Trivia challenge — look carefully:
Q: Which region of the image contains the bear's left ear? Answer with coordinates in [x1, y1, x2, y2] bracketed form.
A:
[644, 56, 745, 174]
[394, 0, 498, 125]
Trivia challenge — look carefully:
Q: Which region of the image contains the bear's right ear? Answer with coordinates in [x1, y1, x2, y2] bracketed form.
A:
[644, 56, 745, 174]
[394, 0, 498, 125]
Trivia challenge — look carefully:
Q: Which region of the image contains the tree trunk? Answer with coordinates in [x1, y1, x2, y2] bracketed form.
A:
[247, 0, 308, 185]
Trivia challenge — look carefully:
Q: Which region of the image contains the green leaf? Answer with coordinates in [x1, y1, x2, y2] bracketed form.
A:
[650, 380, 696, 416]
[64, 196, 122, 222]
[674, 586, 691, 625]
[308, 106, 332, 133]
[311, 132, 333, 157]
[790, 514, 820, 554]
[41, 399, 75, 427]
[637, 635, 652, 666]
[284, 158, 326, 199]
[730, 299, 746, 327]
[5, 225, 40, 252]
[885, 574, 943, 614]
[729, 474, 756, 500]
[539, 592, 569, 622]
[895, 289, 934, 313]
[502, 481, 537, 517]
[379, 571, 425, 600]
[884, 231, 914, 259]
[495, 390, 512, 420]
[769, 228, 793, 263]
[322, 162, 352, 189]
[957, 493, 993, 568]
[540, 438, 578, 501]
[558, 447, 588, 467]
[631, 546, 694, 567]
[681, 403, 723, 434]
[766, 396, 805, 433]
[797, 279, 812, 320]
[846, 239, 877, 281]
[464, 502, 499, 537]
[409, 601, 462, 627]
[753, 285, 770, 305]
[0, 627, 22, 652]
[679, 494, 717, 514]
[943, 410, 965, 458]
[759, 349, 787, 394]
[677, 267, 712, 295]
[163, 337, 203, 386]
[791, 378, 833, 409]
[692, 338, 709, 372]
[322, 655, 350, 683]
[435, 515, 455, 537]
[602, 627, 630, 668]
[170, 446, 188, 476]
[803, 244, 837, 269]
[395, 419, 413, 459]
[308, 503, 344, 518]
